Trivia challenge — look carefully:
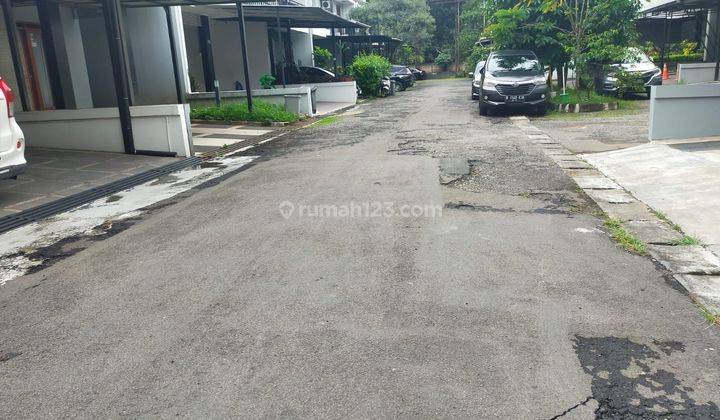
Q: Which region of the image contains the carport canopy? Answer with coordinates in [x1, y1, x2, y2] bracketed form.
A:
[639, 0, 720, 80]
[2, 0, 367, 155]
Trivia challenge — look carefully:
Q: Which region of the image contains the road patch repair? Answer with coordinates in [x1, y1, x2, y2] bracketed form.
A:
[511, 116, 720, 321]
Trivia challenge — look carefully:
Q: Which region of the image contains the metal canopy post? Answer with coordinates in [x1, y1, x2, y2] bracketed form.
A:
[102, 0, 135, 155]
[715, 0, 720, 80]
[276, 13, 286, 87]
[0, 0, 28, 111]
[660, 12, 670, 70]
[199, 15, 216, 92]
[164, 6, 184, 103]
[235, 1, 253, 112]
[331, 27, 338, 71]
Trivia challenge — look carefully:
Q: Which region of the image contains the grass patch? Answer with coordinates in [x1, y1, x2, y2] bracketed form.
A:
[672, 235, 703, 246]
[698, 305, 720, 326]
[190, 100, 299, 124]
[541, 88, 643, 120]
[604, 218, 647, 255]
[315, 115, 341, 126]
[551, 88, 618, 105]
[652, 210, 683, 232]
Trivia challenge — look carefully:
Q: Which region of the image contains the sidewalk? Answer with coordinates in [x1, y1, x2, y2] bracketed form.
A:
[582, 137, 720, 254]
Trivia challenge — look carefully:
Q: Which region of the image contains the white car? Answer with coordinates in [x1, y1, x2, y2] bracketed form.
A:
[0, 77, 25, 180]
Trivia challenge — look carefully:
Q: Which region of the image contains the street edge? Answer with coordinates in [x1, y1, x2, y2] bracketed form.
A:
[510, 115, 720, 323]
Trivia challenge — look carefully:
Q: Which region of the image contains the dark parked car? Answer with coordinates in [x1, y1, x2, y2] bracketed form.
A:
[478, 50, 548, 115]
[596, 48, 661, 98]
[390, 65, 415, 91]
[409, 67, 426, 80]
[470, 60, 486, 100]
[287, 66, 335, 84]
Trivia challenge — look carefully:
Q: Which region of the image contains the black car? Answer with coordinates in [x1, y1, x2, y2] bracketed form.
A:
[478, 50, 548, 115]
[470, 60, 486, 100]
[287, 66, 335, 84]
[596, 48, 661, 98]
[409, 67, 426, 80]
[390, 65, 415, 91]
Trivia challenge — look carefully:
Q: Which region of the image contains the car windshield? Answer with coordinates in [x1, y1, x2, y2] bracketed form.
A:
[625, 49, 653, 64]
[486, 54, 541, 77]
[392, 66, 411, 75]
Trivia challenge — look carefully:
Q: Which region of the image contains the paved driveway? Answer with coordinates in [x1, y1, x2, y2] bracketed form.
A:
[0, 80, 718, 418]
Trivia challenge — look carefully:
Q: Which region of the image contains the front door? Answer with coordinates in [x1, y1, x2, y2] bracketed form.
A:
[18, 23, 54, 111]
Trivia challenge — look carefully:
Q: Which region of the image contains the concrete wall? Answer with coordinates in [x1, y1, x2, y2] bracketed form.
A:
[125, 8, 177, 105]
[677, 63, 719, 84]
[16, 105, 192, 157]
[187, 86, 314, 116]
[291, 29, 314, 67]
[183, 24, 205, 92]
[649, 83, 720, 140]
[208, 20, 271, 91]
[79, 12, 116, 108]
[282, 81, 357, 104]
[57, 4, 92, 109]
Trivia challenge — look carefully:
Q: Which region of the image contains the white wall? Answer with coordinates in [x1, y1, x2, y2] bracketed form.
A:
[187, 86, 314, 116]
[649, 83, 720, 140]
[58, 4, 92, 109]
[291, 29, 314, 67]
[17, 105, 192, 157]
[282, 81, 357, 104]
[79, 13, 116, 108]
[125, 8, 178, 105]
[677, 63, 719, 84]
[209, 20, 271, 90]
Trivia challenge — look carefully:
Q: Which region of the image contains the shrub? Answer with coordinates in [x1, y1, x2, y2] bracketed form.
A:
[259, 74, 276, 89]
[615, 70, 645, 96]
[348, 54, 391, 97]
[434, 51, 452, 70]
[314, 46, 334, 71]
[190, 100, 299, 123]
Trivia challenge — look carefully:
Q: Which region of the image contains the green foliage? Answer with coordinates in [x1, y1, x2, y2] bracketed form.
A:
[313, 46, 334, 70]
[350, 0, 435, 53]
[615, 69, 645, 96]
[434, 51, 453, 69]
[259, 74, 276, 89]
[550, 88, 617, 105]
[464, 45, 492, 73]
[348, 54, 391, 97]
[394, 43, 423, 66]
[190, 101, 299, 123]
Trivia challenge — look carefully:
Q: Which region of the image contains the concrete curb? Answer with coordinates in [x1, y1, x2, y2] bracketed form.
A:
[510, 116, 720, 320]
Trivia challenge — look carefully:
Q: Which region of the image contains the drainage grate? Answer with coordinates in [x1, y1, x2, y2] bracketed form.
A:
[0, 156, 202, 235]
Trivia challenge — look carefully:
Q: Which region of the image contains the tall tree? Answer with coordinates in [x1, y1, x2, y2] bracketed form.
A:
[351, 0, 436, 54]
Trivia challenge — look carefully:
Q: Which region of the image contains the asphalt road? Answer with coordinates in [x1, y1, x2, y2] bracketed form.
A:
[1, 80, 719, 418]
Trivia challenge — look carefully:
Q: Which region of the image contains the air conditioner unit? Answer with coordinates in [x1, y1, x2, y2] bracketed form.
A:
[321, 0, 333, 11]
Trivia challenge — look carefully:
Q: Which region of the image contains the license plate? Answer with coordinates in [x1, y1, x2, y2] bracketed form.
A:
[506, 95, 525, 103]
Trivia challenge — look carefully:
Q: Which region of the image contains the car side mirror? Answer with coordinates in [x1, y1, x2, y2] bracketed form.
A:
[468, 72, 474, 78]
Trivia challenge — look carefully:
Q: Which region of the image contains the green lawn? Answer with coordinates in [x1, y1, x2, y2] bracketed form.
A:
[550, 88, 617, 105]
[542, 88, 644, 120]
[190, 100, 299, 124]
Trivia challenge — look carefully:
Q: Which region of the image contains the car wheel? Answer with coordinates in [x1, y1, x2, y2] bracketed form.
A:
[646, 87, 652, 99]
[534, 104, 547, 116]
[398, 83, 407, 92]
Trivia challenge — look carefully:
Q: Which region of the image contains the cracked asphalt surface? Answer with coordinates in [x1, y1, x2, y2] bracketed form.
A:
[1, 79, 719, 418]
